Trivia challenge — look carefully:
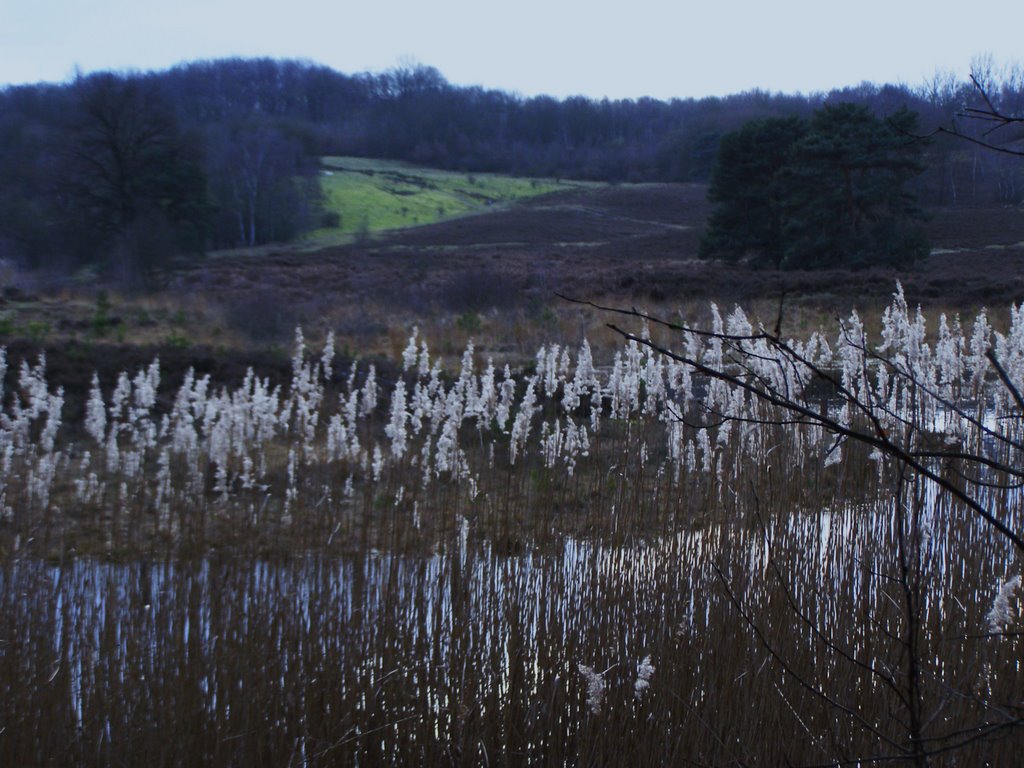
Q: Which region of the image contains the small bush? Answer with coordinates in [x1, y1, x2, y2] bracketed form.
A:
[91, 291, 118, 338]
[223, 291, 299, 344]
[456, 311, 482, 333]
[440, 270, 520, 313]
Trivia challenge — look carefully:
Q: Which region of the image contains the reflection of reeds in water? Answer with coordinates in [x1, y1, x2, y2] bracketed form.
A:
[2, 505, 1020, 765]
[0, 284, 1022, 764]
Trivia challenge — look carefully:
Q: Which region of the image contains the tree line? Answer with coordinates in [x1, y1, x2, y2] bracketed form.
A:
[0, 57, 1022, 279]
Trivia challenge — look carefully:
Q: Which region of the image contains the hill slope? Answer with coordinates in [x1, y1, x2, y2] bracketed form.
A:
[311, 157, 594, 244]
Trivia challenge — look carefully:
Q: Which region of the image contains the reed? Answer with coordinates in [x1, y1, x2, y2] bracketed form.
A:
[1, 284, 1022, 764]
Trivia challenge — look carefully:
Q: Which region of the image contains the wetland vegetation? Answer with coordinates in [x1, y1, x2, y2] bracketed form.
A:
[1, 287, 1022, 764]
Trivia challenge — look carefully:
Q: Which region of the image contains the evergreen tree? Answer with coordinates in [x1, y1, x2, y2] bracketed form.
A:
[779, 104, 928, 269]
[699, 117, 806, 267]
[701, 103, 929, 270]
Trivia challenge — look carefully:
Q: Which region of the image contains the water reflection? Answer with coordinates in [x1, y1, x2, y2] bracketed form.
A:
[2, 491, 1021, 765]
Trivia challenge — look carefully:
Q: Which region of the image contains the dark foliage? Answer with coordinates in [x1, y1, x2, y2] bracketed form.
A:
[699, 117, 807, 266]
[62, 74, 211, 282]
[205, 124, 322, 247]
[701, 104, 929, 269]
[780, 105, 929, 269]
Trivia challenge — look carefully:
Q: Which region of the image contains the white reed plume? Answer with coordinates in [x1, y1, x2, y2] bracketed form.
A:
[2, 355, 54, 453]
[994, 303, 1024, 408]
[371, 445, 384, 482]
[85, 374, 107, 446]
[27, 451, 58, 509]
[291, 326, 306, 379]
[130, 359, 160, 422]
[342, 390, 361, 459]
[426, 359, 442, 398]
[409, 380, 428, 435]
[458, 340, 476, 386]
[878, 282, 928, 371]
[836, 310, 868, 398]
[622, 340, 643, 416]
[434, 412, 461, 476]
[570, 339, 600, 416]
[154, 447, 172, 522]
[108, 371, 131, 430]
[934, 314, 965, 399]
[606, 351, 623, 418]
[966, 309, 992, 392]
[509, 376, 538, 464]
[473, 359, 496, 427]
[578, 664, 606, 715]
[495, 365, 516, 431]
[360, 365, 378, 416]
[167, 370, 200, 461]
[634, 655, 655, 700]
[239, 454, 255, 491]
[986, 574, 1021, 635]
[38, 388, 63, 455]
[402, 327, 420, 371]
[536, 343, 567, 398]
[562, 418, 590, 476]
[696, 428, 713, 473]
[716, 412, 733, 448]
[642, 346, 666, 417]
[703, 303, 725, 369]
[321, 330, 335, 381]
[540, 420, 560, 470]
[385, 379, 409, 459]
[104, 431, 120, 473]
[284, 447, 298, 519]
[419, 435, 433, 487]
[418, 338, 431, 377]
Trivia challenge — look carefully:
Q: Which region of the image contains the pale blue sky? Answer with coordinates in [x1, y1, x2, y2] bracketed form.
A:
[1, 0, 1021, 99]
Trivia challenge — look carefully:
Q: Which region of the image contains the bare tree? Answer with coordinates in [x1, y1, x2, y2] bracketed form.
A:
[64, 73, 208, 282]
[205, 124, 320, 247]
[928, 61, 1024, 158]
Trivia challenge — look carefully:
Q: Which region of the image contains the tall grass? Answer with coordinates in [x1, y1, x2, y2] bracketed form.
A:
[1, 284, 1022, 764]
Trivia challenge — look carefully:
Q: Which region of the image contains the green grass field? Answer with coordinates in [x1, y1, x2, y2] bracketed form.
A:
[310, 156, 591, 243]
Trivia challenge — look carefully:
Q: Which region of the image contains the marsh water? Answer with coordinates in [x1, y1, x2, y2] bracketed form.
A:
[3, 495, 1020, 766]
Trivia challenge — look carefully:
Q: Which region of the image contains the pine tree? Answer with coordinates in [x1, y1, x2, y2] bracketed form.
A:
[701, 104, 928, 270]
[779, 104, 928, 269]
[699, 117, 806, 268]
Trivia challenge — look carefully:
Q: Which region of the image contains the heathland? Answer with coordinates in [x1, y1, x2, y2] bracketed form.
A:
[3, 160, 1024, 379]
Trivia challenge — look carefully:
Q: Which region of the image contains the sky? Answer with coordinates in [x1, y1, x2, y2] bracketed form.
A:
[1, 0, 1022, 100]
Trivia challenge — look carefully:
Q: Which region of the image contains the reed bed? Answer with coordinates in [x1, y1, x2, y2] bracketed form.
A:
[1, 284, 1022, 765]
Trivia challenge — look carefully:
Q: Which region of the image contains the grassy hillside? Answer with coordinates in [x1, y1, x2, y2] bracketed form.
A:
[311, 157, 593, 243]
